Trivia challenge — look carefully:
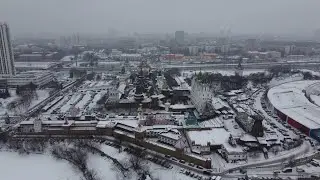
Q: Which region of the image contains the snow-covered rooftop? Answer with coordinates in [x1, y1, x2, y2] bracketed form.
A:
[75, 93, 91, 109]
[159, 131, 181, 140]
[170, 104, 194, 110]
[187, 128, 230, 146]
[15, 62, 60, 69]
[199, 117, 224, 128]
[223, 142, 244, 153]
[268, 80, 320, 129]
[211, 97, 229, 110]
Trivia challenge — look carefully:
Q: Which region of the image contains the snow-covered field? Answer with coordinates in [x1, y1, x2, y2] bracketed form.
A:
[310, 95, 320, 107]
[0, 151, 81, 180]
[0, 143, 200, 180]
[269, 73, 304, 87]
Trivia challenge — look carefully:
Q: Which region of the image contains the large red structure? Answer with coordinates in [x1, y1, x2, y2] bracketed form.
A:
[267, 81, 320, 142]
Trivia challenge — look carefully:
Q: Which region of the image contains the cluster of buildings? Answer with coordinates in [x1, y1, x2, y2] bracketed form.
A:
[57, 33, 82, 48]
[0, 23, 56, 87]
[15, 52, 62, 62]
[15, 105, 249, 166]
[247, 51, 281, 60]
[110, 49, 143, 61]
[4, 22, 320, 178]
[3, 70, 54, 87]
[8, 55, 259, 167]
[15, 113, 210, 168]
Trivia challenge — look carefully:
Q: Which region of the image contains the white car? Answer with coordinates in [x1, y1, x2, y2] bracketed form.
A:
[296, 168, 305, 173]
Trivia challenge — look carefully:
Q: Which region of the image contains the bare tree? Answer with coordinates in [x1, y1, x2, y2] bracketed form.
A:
[270, 146, 280, 155]
[14, 88, 37, 115]
[51, 144, 100, 180]
[123, 147, 158, 180]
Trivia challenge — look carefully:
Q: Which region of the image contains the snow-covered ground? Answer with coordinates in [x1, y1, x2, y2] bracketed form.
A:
[310, 95, 320, 107]
[94, 145, 202, 180]
[0, 151, 81, 180]
[269, 73, 303, 88]
[0, 144, 199, 180]
[0, 89, 50, 116]
[31, 90, 50, 108]
[0, 90, 19, 116]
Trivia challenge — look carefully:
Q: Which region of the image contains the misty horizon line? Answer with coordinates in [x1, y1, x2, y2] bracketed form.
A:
[11, 30, 319, 39]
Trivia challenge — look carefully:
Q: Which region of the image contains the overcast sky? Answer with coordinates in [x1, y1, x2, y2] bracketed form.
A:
[1, 0, 320, 36]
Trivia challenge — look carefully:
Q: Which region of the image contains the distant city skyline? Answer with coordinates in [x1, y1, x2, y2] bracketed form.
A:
[1, 0, 320, 37]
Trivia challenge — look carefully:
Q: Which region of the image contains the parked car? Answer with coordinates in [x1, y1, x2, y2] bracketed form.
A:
[310, 160, 320, 167]
[282, 168, 293, 173]
[296, 168, 305, 173]
[273, 170, 280, 174]
[203, 170, 212, 175]
[189, 163, 195, 167]
[240, 169, 247, 174]
[196, 165, 204, 169]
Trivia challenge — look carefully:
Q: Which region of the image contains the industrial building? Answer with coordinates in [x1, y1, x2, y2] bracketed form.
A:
[267, 80, 320, 142]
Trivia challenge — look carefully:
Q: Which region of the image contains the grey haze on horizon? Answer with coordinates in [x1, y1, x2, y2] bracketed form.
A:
[1, 0, 320, 36]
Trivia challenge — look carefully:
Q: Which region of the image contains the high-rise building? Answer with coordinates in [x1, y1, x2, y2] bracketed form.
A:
[175, 31, 184, 45]
[245, 38, 259, 51]
[0, 22, 15, 76]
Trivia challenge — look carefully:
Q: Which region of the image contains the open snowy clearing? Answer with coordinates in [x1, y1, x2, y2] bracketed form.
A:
[0, 144, 199, 180]
[0, 151, 81, 180]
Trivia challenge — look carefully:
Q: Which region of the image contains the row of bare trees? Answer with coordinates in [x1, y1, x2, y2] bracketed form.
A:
[6, 83, 38, 116]
[79, 140, 158, 180]
[5, 139, 47, 154]
[51, 142, 100, 180]
[4, 138, 159, 180]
